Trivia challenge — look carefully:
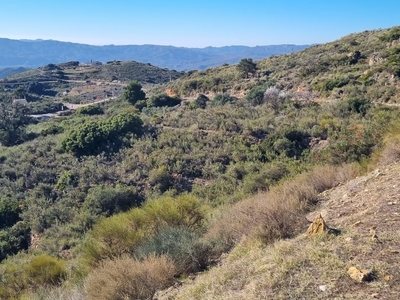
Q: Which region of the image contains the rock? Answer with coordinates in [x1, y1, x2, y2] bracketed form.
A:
[307, 214, 328, 236]
[384, 274, 393, 281]
[347, 266, 375, 282]
[318, 285, 328, 292]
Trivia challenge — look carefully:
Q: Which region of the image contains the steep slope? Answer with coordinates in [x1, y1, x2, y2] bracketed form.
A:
[0, 38, 308, 71]
[168, 26, 400, 104]
[158, 162, 400, 299]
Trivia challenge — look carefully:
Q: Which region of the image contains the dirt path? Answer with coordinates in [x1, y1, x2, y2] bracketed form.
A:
[29, 97, 117, 119]
[62, 96, 116, 110]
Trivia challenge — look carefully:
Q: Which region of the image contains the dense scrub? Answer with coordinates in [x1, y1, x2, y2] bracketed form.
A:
[0, 26, 400, 299]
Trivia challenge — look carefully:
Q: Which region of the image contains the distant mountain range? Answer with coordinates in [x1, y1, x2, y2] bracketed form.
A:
[0, 38, 309, 72]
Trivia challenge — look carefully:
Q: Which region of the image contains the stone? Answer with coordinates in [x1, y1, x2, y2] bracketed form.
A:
[307, 214, 328, 236]
[347, 266, 375, 282]
[318, 285, 328, 292]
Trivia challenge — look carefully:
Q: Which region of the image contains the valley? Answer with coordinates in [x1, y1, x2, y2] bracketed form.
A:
[0, 26, 399, 300]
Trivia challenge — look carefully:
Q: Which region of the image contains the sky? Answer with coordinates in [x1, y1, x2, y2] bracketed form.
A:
[0, 0, 399, 47]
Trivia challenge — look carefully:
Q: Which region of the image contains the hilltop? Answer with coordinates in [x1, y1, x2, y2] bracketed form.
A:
[0, 60, 182, 105]
[0, 38, 308, 72]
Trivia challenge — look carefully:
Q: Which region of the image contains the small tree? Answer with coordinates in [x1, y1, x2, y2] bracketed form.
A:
[237, 58, 257, 78]
[124, 81, 146, 105]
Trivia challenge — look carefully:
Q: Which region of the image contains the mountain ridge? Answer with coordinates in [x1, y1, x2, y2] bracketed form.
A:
[0, 37, 308, 71]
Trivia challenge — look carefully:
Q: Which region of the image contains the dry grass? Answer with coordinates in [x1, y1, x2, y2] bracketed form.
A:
[158, 163, 400, 300]
[205, 165, 357, 249]
[85, 255, 176, 300]
[379, 137, 400, 166]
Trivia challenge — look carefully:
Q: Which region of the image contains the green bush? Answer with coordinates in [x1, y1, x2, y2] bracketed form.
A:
[41, 124, 64, 136]
[387, 46, 400, 77]
[380, 27, 400, 42]
[246, 85, 266, 105]
[26, 255, 66, 286]
[211, 93, 237, 106]
[189, 94, 209, 109]
[62, 112, 143, 156]
[338, 98, 371, 116]
[0, 198, 21, 229]
[134, 226, 209, 273]
[148, 94, 182, 107]
[318, 76, 350, 91]
[77, 105, 104, 115]
[82, 194, 207, 266]
[148, 166, 173, 193]
[0, 100, 30, 146]
[124, 81, 146, 105]
[237, 58, 257, 78]
[241, 163, 289, 194]
[84, 185, 141, 217]
[0, 222, 31, 261]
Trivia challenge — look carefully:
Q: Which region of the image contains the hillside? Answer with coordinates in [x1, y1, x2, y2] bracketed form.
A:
[0, 38, 308, 71]
[0, 60, 182, 105]
[168, 27, 400, 104]
[157, 161, 400, 299]
[0, 26, 400, 299]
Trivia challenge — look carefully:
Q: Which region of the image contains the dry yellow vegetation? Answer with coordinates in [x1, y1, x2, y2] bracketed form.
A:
[157, 162, 400, 300]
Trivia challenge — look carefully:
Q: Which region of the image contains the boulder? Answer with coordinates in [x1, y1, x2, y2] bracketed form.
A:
[347, 266, 375, 282]
[306, 214, 329, 236]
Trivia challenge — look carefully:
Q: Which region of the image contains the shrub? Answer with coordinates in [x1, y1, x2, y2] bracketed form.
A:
[205, 165, 357, 252]
[190, 94, 209, 109]
[0, 222, 31, 261]
[85, 255, 176, 300]
[26, 255, 66, 286]
[148, 166, 173, 193]
[237, 58, 257, 78]
[134, 226, 209, 273]
[77, 105, 104, 116]
[380, 27, 400, 42]
[124, 81, 146, 105]
[387, 46, 400, 77]
[0, 198, 21, 229]
[62, 112, 143, 156]
[148, 94, 181, 107]
[241, 163, 289, 194]
[82, 194, 207, 265]
[338, 98, 371, 116]
[318, 76, 350, 92]
[83, 185, 141, 217]
[272, 129, 311, 158]
[0, 100, 30, 146]
[211, 93, 237, 106]
[41, 124, 64, 136]
[246, 85, 266, 105]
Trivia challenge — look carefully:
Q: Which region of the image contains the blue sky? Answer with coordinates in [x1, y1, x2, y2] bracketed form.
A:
[0, 0, 399, 47]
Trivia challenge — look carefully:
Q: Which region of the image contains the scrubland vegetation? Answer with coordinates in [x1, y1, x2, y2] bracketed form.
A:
[0, 27, 400, 299]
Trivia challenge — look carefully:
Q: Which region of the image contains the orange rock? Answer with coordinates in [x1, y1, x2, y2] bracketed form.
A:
[306, 214, 328, 236]
[347, 266, 375, 282]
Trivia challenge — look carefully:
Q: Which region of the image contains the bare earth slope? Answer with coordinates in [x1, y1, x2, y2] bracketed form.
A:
[158, 163, 400, 299]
